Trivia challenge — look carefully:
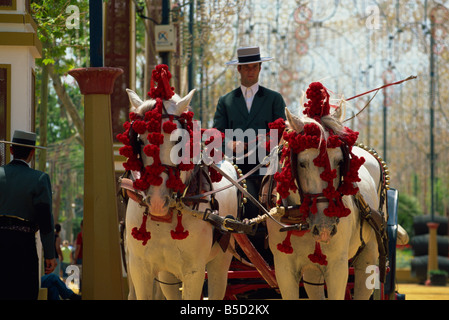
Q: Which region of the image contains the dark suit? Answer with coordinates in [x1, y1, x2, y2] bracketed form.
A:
[213, 85, 286, 174]
[213, 85, 286, 136]
[0, 160, 54, 299]
[213, 85, 286, 265]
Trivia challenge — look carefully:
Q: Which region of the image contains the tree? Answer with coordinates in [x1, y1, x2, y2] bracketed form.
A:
[32, 0, 89, 233]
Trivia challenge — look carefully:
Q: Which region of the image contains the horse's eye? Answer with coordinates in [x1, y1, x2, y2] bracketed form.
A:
[338, 159, 344, 166]
[299, 161, 307, 169]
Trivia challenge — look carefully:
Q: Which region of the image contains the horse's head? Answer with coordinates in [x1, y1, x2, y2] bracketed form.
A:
[124, 88, 196, 217]
[275, 82, 365, 243]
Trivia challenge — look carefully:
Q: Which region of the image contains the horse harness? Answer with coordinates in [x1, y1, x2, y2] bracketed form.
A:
[259, 141, 390, 283]
[119, 102, 269, 252]
[120, 103, 390, 283]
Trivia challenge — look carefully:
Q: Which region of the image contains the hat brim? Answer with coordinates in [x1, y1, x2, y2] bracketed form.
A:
[226, 57, 274, 65]
[0, 140, 47, 150]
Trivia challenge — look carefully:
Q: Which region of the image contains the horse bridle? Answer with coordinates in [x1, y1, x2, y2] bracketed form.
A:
[289, 140, 351, 207]
[127, 103, 192, 202]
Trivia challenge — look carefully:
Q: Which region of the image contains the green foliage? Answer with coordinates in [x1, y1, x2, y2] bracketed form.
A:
[31, 1, 89, 239]
[396, 247, 413, 269]
[32, 0, 90, 72]
[429, 269, 448, 276]
[397, 193, 424, 237]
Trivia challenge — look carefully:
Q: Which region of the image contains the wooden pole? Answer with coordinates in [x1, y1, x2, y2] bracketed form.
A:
[68, 67, 124, 299]
[426, 222, 439, 285]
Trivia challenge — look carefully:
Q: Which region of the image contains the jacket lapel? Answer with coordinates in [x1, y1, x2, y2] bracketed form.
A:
[247, 86, 266, 125]
[233, 88, 249, 120]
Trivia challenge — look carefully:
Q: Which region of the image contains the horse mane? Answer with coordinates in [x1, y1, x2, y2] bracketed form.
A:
[134, 99, 156, 117]
[295, 113, 346, 145]
[133, 93, 182, 117]
[321, 114, 346, 138]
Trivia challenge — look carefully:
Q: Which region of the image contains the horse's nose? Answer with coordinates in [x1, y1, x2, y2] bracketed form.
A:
[164, 196, 170, 207]
[312, 225, 320, 236]
[144, 194, 171, 208]
[330, 223, 337, 236]
[311, 223, 337, 243]
[143, 193, 151, 206]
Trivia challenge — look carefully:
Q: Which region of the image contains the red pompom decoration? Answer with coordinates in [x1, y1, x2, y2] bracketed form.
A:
[277, 231, 294, 254]
[163, 118, 178, 134]
[131, 213, 151, 245]
[270, 81, 365, 219]
[308, 241, 328, 265]
[171, 212, 189, 240]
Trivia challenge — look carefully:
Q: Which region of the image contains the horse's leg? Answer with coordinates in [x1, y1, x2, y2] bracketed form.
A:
[128, 260, 157, 300]
[158, 271, 182, 299]
[302, 268, 326, 300]
[353, 240, 379, 300]
[273, 256, 300, 299]
[181, 266, 206, 300]
[324, 258, 348, 300]
[126, 266, 137, 300]
[206, 247, 233, 300]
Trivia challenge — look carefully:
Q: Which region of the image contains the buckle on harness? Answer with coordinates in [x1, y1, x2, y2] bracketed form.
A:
[223, 217, 236, 231]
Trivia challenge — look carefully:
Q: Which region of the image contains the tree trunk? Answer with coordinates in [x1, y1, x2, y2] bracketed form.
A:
[38, 63, 49, 171]
[48, 64, 85, 145]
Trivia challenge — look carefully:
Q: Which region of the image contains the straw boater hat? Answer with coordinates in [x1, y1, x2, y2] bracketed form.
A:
[226, 46, 274, 65]
[0, 130, 46, 149]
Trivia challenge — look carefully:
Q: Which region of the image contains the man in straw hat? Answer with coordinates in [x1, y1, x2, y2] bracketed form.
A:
[213, 46, 286, 173]
[0, 130, 56, 299]
[213, 46, 286, 263]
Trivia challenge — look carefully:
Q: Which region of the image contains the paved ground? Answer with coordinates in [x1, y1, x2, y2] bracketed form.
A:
[397, 283, 449, 300]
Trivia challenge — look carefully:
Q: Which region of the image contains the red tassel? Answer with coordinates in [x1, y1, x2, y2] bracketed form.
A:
[171, 212, 189, 240]
[308, 241, 328, 265]
[277, 231, 294, 254]
[131, 213, 151, 246]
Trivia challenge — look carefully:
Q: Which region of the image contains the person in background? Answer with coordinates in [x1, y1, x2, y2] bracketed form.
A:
[61, 240, 73, 278]
[41, 273, 81, 300]
[74, 220, 83, 265]
[0, 130, 56, 300]
[53, 223, 63, 277]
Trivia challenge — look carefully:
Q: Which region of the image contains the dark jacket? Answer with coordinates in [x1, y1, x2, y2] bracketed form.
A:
[0, 160, 54, 259]
[213, 85, 286, 133]
[212, 85, 286, 174]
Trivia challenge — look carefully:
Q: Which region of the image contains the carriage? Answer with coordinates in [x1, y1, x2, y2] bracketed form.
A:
[118, 65, 408, 300]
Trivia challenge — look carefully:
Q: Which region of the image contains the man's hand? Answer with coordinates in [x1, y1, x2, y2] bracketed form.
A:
[45, 258, 57, 274]
[227, 140, 248, 153]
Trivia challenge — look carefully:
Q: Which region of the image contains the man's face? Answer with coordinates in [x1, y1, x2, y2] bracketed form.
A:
[238, 63, 261, 87]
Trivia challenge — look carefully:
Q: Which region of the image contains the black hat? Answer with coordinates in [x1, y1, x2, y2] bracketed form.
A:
[0, 130, 46, 149]
[226, 46, 274, 65]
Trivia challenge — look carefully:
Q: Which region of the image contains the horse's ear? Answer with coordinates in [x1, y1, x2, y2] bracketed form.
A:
[175, 89, 196, 114]
[332, 97, 345, 121]
[333, 105, 342, 120]
[126, 88, 143, 111]
[285, 107, 304, 133]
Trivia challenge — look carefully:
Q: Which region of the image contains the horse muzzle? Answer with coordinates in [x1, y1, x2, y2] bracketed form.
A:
[311, 223, 338, 243]
[145, 194, 172, 217]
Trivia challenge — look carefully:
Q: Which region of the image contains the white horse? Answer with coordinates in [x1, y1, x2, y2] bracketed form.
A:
[123, 89, 238, 300]
[267, 104, 385, 300]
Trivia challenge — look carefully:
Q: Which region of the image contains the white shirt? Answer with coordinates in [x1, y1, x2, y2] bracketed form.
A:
[241, 83, 259, 113]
